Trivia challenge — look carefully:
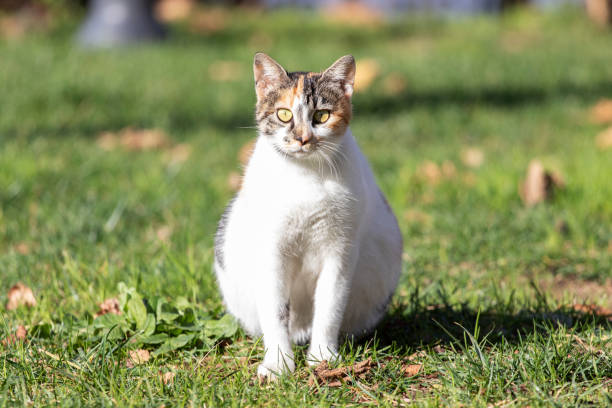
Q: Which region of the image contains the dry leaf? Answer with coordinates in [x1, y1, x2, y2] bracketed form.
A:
[155, 0, 194, 22]
[382, 73, 407, 96]
[308, 358, 375, 386]
[323, 2, 383, 27]
[403, 363, 422, 377]
[595, 126, 612, 150]
[161, 371, 176, 385]
[570, 303, 612, 319]
[6, 283, 37, 310]
[2, 325, 27, 346]
[519, 160, 565, 207]
[189, 8, 228, 34]
[354, 59, 380, 92]
[209, 60, 241, 82]
[590, 99, 612, 124]
[127, 349, 150, 368]
[417, 161, 442, 185]
[94, 298, 122, 318]
[227, 171, 242, 192]
[460, 147, 484, 168]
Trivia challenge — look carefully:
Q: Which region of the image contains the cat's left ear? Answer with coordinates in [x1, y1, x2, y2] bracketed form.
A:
[321, 55, 356, 98]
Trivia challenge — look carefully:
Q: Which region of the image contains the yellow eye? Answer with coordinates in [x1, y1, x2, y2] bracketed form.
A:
[313, 110, 330, 124]
[276, 108, 293, 123]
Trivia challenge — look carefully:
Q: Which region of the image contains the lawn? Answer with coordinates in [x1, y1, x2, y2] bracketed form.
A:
[1, 5, 612, 406]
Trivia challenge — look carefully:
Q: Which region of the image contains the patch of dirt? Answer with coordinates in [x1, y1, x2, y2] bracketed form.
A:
[539, 275, 612, 308]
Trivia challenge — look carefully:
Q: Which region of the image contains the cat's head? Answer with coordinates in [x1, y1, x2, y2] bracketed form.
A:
[253, 53, 355, 160]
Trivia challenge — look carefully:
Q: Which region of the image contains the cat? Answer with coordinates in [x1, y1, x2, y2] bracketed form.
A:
[214, 53, 402, 379]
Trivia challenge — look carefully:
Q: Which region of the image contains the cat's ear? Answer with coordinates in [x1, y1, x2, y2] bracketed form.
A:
[253, 53, 289, 100]
[321, 55, 356, 98]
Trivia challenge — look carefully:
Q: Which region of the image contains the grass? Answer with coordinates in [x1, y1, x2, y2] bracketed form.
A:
[1, 5, 612, 406]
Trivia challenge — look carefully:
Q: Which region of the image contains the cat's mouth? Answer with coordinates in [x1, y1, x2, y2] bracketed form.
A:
[282, 143, 318, 158]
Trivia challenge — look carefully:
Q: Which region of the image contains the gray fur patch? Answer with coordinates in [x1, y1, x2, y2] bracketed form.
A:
[214, 196, 237, 270]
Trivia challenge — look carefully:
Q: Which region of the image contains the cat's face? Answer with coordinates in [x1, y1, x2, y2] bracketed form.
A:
[253, 53, 355, 160]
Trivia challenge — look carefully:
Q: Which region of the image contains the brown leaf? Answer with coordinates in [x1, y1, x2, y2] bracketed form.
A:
[6, 283, 37, 310]
[209, 60, 241, 82]
[1, 325, 27, 346]
[519, 160, 564, 207]
[161, 371, 176, 385]
[165, 143, 192, 165]
[155, 0, 194, 22]
[309, 358, 375, 386]
[354, 59, 380, 92]
[403, 363, 422, 377]
[595, 126, 612, 150]
[127, 349, 150, 368]
[590, 99, 612, 124]
[460, 147, 484, 168]
[94, 298, 122, 318]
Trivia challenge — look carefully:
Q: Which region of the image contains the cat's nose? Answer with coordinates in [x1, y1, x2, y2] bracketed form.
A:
[294, 133, 312, 146]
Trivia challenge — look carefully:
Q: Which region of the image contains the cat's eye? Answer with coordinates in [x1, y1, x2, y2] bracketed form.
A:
[276, 108, 293, 123]
[313, 110, 330, 124]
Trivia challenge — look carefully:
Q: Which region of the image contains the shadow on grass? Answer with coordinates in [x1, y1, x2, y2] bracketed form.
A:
[367, 287, 612, 350]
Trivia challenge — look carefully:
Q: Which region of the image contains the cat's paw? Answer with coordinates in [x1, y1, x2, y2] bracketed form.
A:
[306, 345, 342, 366]
[257, 358, 295, 381]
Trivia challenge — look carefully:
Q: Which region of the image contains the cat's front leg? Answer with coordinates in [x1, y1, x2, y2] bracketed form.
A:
[307, 253, 354, 365]
[255, 257, 295, 379]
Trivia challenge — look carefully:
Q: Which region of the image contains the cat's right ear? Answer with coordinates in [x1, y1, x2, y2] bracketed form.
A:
[253, 53, 288, 100]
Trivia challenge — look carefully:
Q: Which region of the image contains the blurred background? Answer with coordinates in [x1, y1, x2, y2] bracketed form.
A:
[0, 0, 611, 312]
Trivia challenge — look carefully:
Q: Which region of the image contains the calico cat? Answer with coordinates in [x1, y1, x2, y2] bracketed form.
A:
[214, 53, 402, 379]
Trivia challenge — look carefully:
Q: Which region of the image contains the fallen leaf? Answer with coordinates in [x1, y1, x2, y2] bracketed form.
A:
[354, 59, 380, 92]
[1, 325, 27, 346]
[323, 2, 383, 27]
[209, 60, 241, 82]
[94, 298, 122, 318]
[590, 99, 612, 124]
[127, 349, 150, 368]
[308, 358, 375, 386]
[519, 160, 564, 207]
[227, 171, 242, 192]
[403, 363, 422, 377]
[460, 147, 484, 168]
[155, 0, 194, 22]
[161, 371, 176, 385]
[6, 283, 37, 310]
[595, 126, 612, 150]
[417, 161, 442, 185]
[238, 139, 256, 166]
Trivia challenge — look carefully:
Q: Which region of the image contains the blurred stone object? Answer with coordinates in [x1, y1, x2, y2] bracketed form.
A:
[77, 0, 165, 47]
[586, 0, 612, 26]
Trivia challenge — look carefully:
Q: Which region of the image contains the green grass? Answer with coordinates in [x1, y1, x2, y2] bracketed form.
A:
[1, 5, 612, 406]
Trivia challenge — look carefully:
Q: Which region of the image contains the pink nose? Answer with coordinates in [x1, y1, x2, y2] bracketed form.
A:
[294, 133, 312, 145]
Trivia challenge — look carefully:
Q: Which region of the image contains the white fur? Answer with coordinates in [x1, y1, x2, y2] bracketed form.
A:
[214, 125, 402, 379]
